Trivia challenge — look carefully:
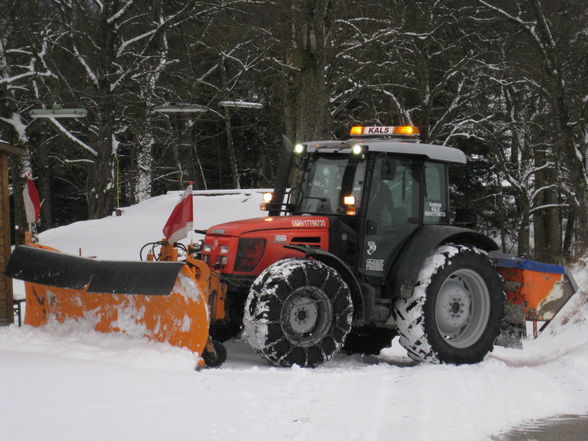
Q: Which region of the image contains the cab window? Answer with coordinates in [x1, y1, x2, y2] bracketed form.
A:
[297, 154, 366, 215]
[366, 156, 420, 231]
[423, 162, 448, 224]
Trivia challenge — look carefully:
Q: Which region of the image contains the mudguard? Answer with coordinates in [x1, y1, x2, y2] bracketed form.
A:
[388, 225, 498, 299]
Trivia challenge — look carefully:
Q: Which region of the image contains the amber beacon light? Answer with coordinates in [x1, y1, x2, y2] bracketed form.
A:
[350, 125, 420, 136]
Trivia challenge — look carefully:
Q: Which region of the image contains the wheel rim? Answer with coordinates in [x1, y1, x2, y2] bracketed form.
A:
[281, 286, 332, 348]
[435, 268, 490, 349]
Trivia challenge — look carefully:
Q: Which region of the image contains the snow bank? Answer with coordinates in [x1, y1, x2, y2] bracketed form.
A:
[37, 189, 269, 260]
[0, 320, 198, 372]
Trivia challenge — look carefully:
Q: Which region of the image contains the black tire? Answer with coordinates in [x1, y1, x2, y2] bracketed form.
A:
[394, 244, 504, 364]
[202, 340, 227, 367]
[244, 258, 353, 367]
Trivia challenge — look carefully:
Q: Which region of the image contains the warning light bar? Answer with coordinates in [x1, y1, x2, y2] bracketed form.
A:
[350, 125, 420, 137]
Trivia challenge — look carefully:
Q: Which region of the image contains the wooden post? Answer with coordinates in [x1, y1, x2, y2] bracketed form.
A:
[0, 142, 24, 326]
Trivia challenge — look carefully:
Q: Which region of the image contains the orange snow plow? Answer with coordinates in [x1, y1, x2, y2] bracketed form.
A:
[6, 240, 227, 367]
[494, 255, 578, 338]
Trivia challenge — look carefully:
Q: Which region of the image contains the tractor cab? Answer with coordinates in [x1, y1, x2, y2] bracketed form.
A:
[274, 125, 466, 282]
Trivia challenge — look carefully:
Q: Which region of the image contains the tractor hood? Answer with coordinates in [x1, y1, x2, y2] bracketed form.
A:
[201, 215, 331, 277]
[206, 216, 330, 237]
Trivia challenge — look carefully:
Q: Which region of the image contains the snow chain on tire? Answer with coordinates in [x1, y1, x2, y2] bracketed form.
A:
[244, 258, 353, 367]
[394, 244, 504, 364]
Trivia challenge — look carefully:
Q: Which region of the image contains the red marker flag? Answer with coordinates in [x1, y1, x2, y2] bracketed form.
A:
[162, 183, 193, 243]
[23, 177, 41, 225]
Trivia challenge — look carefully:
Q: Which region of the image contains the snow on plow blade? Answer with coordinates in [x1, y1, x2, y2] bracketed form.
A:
[6, 244, 211, 357]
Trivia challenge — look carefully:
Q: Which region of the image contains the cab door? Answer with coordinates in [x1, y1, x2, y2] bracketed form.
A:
[360, 154, 422, 278]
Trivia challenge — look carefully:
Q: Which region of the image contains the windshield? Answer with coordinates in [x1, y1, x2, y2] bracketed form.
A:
[295, 154, 366, 215]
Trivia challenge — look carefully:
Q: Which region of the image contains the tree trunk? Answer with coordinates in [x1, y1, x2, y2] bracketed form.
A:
[37, 138, 53, 229]
[544, 182, 562, 263]
[87, 114, 114, 219]
[178, 119, 195, 187]
[282, 0, 333, 144]
[219, 57, 240, 189]
[9, 151, 30, 244]
[562, 206, 575, 260]
[533, 148, 548, 262]
[189, 127, 206, 190]
[135, 131, 154, 203]
[533, 189, 561, 264]
[517, 198, 530, 258]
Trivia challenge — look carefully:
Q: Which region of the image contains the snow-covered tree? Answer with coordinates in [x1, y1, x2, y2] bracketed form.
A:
[0, 0, 60, 236]
[49, 0, 196, 218]
[477, 0, 588, 258]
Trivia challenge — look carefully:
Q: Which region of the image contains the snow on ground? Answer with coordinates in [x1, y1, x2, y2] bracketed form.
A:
[1, 190, 588, 441]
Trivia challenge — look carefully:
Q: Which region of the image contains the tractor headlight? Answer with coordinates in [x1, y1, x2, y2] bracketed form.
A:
[352, 144, 363, 155]
[260, 192, 273, 211]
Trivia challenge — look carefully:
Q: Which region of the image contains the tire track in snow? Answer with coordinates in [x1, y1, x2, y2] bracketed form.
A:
[238, 369, 310, 441]
[488, 342, 588, 367]
[263, 366, 401, 441]
[276, 371, 344, 441]
[238, 369, 356, 441]
[357, 371, 392, 441]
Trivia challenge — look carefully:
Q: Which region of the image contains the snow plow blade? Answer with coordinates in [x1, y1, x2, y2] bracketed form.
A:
[5, 243, 223, 362]
[6, 245, 182, 295]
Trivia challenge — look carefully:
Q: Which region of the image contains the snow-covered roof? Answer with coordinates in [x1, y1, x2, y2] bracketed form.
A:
[219, 100, 263, 109]
[304, 138, 467, 164]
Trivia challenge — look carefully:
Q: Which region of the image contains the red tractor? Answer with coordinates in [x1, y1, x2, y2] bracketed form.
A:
[200, 125, 509, 367]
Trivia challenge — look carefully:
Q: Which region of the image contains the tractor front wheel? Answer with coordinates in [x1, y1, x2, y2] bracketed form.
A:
[244, 259, 353, 367]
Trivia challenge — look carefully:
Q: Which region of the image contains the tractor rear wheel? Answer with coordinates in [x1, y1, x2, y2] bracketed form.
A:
[244, 258, 353, 367]
[394, 244, 504, 364]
